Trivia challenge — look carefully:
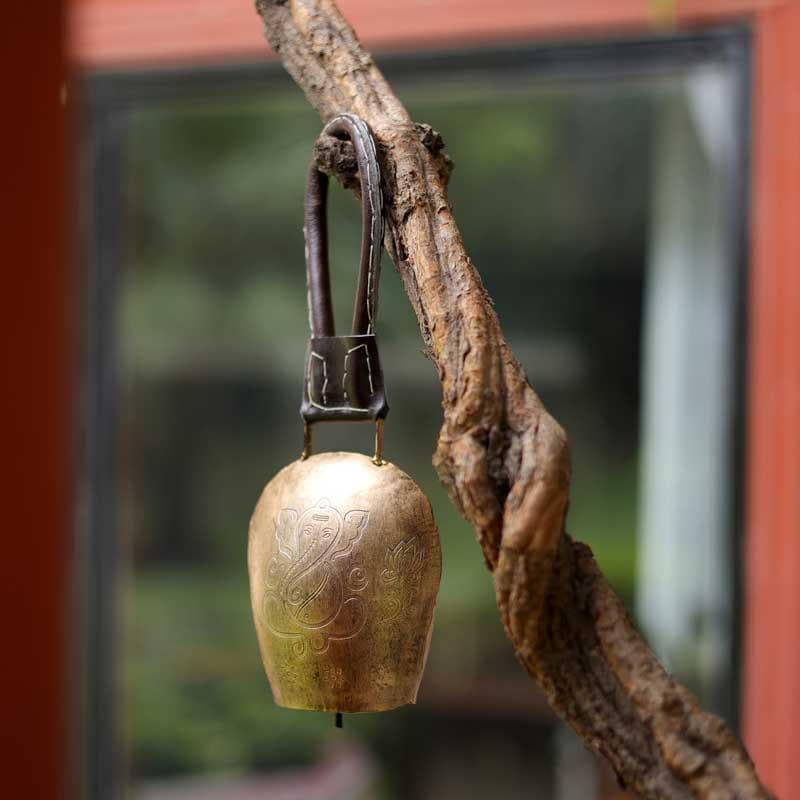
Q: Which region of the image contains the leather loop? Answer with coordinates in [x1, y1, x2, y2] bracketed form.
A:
[300, 114, 389, 425]
[304, 113, 384, 337]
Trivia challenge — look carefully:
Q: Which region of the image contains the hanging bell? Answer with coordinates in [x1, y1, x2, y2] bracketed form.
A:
[248, 114, 442, 715]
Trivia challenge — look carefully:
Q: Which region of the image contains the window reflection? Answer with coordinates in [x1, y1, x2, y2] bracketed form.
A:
[91, 48, 746, 799]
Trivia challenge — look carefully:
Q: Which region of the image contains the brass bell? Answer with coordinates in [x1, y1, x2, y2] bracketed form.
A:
[248, 114, 441, 716]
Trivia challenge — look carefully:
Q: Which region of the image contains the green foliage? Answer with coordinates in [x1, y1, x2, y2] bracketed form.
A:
[125, 570, 366, 776]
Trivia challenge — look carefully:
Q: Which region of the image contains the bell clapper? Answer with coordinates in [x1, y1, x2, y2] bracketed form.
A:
[335, 712, 343, 729]
[372, 418, 385, 466]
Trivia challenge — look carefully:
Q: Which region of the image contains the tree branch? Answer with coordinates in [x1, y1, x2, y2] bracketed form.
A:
[254, 2, 770, 796]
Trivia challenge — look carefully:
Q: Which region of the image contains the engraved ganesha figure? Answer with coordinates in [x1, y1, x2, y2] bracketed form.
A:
[264, 498, 370, 655]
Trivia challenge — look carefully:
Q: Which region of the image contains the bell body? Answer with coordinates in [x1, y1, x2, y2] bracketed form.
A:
[248, 452, 441, 713]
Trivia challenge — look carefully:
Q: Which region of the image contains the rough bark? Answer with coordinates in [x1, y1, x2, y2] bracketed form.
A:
[254, 2, 771, 797]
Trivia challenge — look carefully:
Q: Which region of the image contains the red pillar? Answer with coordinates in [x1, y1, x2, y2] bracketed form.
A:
[0, 2, 70, 798]
[744, 5, 800, 798]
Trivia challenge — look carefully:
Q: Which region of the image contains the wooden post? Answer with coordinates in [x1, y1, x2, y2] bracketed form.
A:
[0, 0, 70, 797]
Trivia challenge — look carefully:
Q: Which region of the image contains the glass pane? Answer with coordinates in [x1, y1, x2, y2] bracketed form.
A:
[101, 50, 743, 799]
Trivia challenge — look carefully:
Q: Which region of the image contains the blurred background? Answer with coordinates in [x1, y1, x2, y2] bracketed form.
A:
[80, 42, 747, 800]
[9, 2, 799, 800]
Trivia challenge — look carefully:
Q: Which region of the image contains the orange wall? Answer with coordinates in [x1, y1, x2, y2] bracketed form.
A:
[70, 0, 784, 68]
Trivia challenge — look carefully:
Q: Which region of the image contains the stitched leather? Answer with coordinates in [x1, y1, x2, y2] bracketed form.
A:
[300, 114, 388, 424]
[302, 335, 388, 423]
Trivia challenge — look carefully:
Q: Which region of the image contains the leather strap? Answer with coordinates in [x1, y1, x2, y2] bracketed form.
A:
[300, 114, 389, 424]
